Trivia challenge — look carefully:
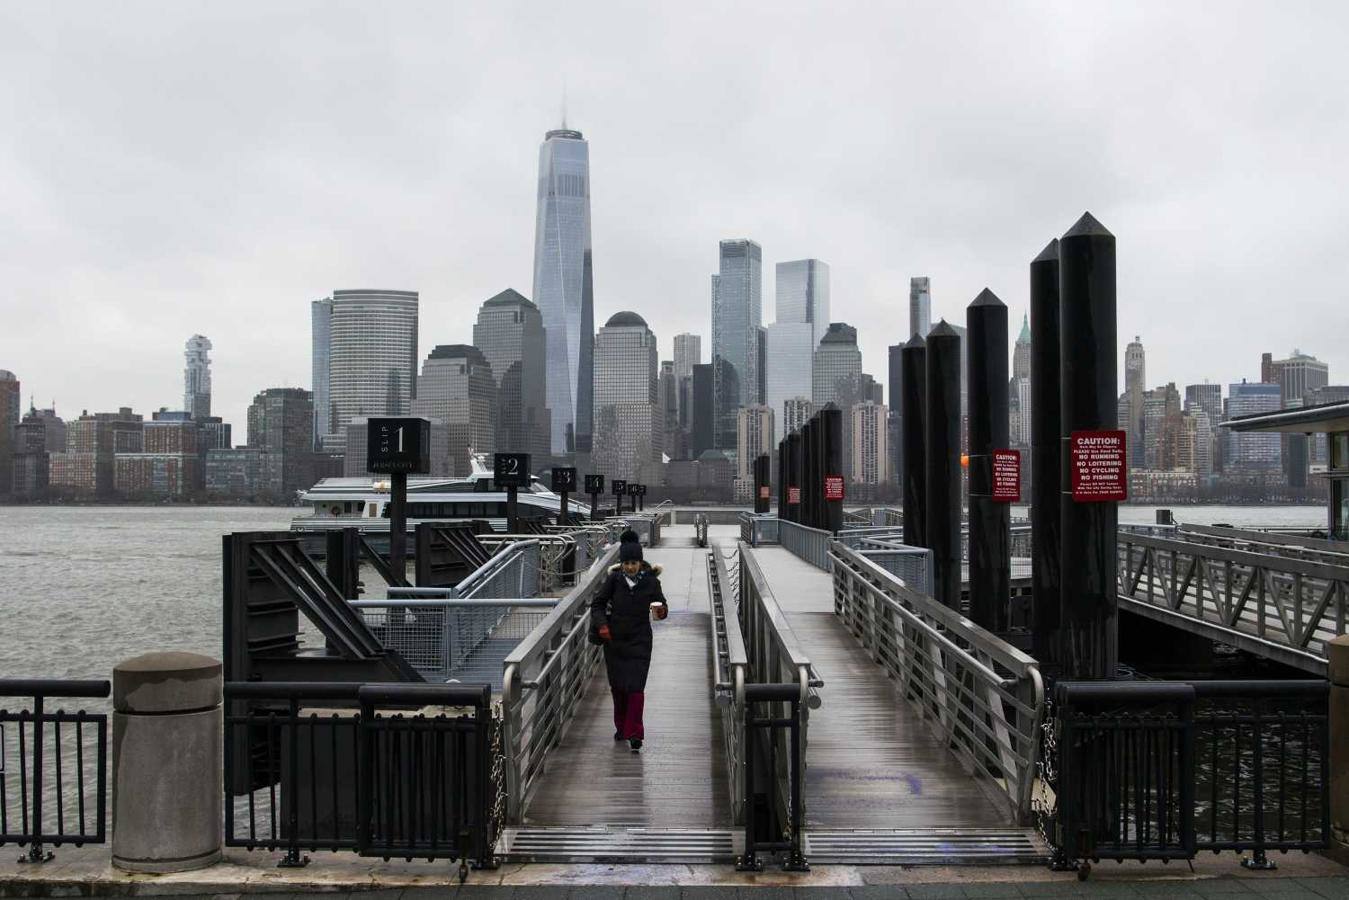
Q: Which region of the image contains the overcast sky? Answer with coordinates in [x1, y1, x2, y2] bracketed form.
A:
[4, 2, 1347, 434]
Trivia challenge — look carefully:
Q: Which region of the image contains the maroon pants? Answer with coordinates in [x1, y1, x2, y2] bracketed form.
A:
[611, 689, 645, 740]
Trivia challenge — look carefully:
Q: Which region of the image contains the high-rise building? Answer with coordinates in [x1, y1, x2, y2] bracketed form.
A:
[322, 289, 419, 454]
[763, 322, 815, 434]
[10, 405, 64, 498]
[532, 127, 595, 455]
[52, 408, 142, 496]
[735, 405, 775, 487]
[0, 370, 19, 495]
[246, 388, 314, 496]
[1260, 352, 1275, 385]
[592, 312, 660, 484]
[1225, 381, 1282, 472]
[1012, 314, 1032, 380]
[1185, 383, 1223, 420]
[184, 335, 212, 420]
[311, 298, 332, 449]
[673, 334, 702, 380]
[812, 323, 862, 408]
[783, 398, 813, 437]
[850, 401, 889, 486]
[410, 345, 496, 476]
[690, 363, 715, 458]
[711, 239, 763, 447]
[909, 277, 932, 339]
[1270, 351, 1330, 406]
[776, 259, 831, 348]
[1186, 383, 1223, 473]
[1125, 335, 1147, 467]
[1142, 383, 1181, 470]
[473, 289, 550, 461]
[658, 360, 684, 461]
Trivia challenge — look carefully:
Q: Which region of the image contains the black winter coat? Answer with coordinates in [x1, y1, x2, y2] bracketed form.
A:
[590, 564, 667, 692]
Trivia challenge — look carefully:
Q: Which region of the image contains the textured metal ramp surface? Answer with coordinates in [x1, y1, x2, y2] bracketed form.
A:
[499, 826, 739, 863]
[804, 828, 1047, 864]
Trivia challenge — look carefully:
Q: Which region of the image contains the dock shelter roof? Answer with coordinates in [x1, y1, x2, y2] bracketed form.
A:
[1222, 399, 1349, 434]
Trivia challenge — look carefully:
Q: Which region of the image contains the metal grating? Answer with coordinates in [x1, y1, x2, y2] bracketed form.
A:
[805, 828, 1047, 865]
[499, 827, 739, 863]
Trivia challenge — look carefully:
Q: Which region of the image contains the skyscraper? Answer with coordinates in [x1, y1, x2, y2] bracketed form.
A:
[1012, 314, 1032, 380]
[0, 370, 19, 495]
[532, 127, 594, 455]
[783, 398, 813, 437]
[410, 345, 496, 475]
[763, 322, 815, 432]
[473, 289, 549, 461]
[592, 312, 660, 484]
[246, 388, 314, 496]
[1225, 381, 1282, 472]
[909, 277, 932, 338]
[711, 239, 763, 448]
[850, 401, 889, 486]
[690, 363, 715, 458]
[812, 323, 862, 408]
[673, 333, 702, 380]
[184, 335, 212, 420]
[776, 259, 831, 348]
[311, 298, 332, 449]
[322, 289, 419, 454]
[736, 405, 775, 492]
[1125, 335, 1146, 467]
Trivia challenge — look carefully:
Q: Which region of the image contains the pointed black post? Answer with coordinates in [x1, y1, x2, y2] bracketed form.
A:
[1059, 212, 1119, 679]
[754, 454, 771, 514]
[925, 321, 962, 609]
[822, 405, 844, 534]
[1030, 239, 1062, 666]
[901, 334, 928, 548]
[786, 430, 802, 523]
[967, 289, 1010, 632]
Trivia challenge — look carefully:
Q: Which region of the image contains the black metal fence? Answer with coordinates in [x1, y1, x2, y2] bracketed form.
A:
[224, 681, 499, 881]
[1047, 679, 1329, 875]
[0, 679, 110, 863]
[739, 683, 808, 873]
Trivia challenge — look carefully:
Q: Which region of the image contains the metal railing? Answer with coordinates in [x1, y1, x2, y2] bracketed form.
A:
[695, 513, 710, 548]
[739, 512, 779, 547]
[224, 681, 499, 881]
[1175, 523, 1349, 568]
[828, 541, 1046, 822]
[778, 519, 834, 571]
[833, 527, 932, 594]
[0, 679, 110, 863]
[479, 534, 579, 593]
[500, 545, 620, 823]
[1046, 679, 1330, 874]
[1117, 529, 1349, 675]
[736, 543, 819, 871]
[707, 549, 748, 823]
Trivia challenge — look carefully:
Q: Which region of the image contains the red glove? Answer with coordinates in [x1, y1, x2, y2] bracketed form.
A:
[598, 624, 612, 643]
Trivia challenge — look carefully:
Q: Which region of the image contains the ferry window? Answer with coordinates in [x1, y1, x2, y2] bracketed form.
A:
[1333, 479, 1348, 541]
[1332, 432, 1349, 471]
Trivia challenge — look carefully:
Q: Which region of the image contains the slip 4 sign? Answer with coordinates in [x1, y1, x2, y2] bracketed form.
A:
[824, 475, 845, 501]
[1070, 430, 1128, 502]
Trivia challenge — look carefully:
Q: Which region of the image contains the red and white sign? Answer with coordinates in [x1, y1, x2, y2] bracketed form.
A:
[758, 485, 771, 500]
[992, 449, 1021, 502]
[1070, 430, 1128, 502]
[787, 486, 801, 505]
[824, 475, 845, 501]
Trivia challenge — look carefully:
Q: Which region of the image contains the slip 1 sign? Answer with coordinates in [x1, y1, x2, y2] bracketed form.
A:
[992, 449, 1021, 502]
[824, 475, 845, 501]
[1070, 430, 1127, 502]
[787, 487, 801, 505]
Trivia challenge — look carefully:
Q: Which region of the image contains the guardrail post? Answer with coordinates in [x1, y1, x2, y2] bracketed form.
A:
[1331, 635, 1349, 852]
[925, 320, 962, 609]
[112, 652, 223, 872]
[900, 333, 927, 548]
[1030, 239, 1062, 666]
[1058, 212, 1120, 679]
[967, 288, 1010, 633]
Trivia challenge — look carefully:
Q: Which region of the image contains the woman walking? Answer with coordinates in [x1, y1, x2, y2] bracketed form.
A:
[591, 531, 668, 751]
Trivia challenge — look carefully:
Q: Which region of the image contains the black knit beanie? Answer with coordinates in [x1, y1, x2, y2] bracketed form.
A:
[620, 540, 643, 562]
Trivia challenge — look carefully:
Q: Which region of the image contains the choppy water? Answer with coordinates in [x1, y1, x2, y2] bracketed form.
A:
[0, 503, 1328, 683]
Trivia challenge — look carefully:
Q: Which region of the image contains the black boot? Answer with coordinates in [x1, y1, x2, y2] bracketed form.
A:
[629, 737, 642, 752]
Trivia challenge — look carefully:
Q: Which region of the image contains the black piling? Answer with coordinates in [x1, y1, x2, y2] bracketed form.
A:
[1030, 239, 1062, 667]
[754, 454, 772, 514]
[901, 334, 928, 548]
[821, 405, 844, 534]
[967, 289, 1010, 632]
[786, 431, 802, 523]
[1059, 212, 1119, 679]
[925, 321, 962, 609]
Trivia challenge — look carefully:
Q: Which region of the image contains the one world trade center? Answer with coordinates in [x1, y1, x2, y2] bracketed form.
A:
[532, 127, 594, 454]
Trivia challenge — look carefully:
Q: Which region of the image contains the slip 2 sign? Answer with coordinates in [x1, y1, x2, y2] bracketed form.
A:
[992, 449, 1021, 503]
[1070, 430, 1128, 502]
[824, 475, 845, 501]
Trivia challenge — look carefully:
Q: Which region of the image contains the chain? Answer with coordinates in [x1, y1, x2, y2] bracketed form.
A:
[1035, 695, 1070, 868]
[488, 703, 508, 838]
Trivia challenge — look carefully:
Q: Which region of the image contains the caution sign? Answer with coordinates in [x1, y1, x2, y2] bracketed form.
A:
[758, 485, 771, 500]
[1070, 430, 1127, 502]
[787, 487, 801, 505]
[992, 449, 1021, 502]
[824, 475, 845, 501]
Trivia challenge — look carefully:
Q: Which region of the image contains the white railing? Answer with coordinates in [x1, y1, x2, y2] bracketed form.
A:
[739, 512, 780, 547]
[778, 519, 834, 571]
[499, 545, 620, 823]
[707, 548, 749, 823]
[828, 540, 1045, 823]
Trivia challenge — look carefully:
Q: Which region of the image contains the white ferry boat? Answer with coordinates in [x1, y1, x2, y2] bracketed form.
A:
[289, 455, 592, 533]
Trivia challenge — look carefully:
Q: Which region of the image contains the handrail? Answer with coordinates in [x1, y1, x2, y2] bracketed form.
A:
[828, 540, 1045, 822]
[500, 544, 620, 822]
[707, 549, 748, 824]
[738, 542, 819, 693]
[778, 519, 834, 571]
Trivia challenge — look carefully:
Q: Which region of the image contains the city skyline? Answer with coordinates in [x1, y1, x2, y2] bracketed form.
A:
[3, 5, 1349, 436]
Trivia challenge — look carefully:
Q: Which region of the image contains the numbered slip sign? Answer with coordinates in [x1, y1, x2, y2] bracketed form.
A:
[493, 453, 532, 488]
[366, 418, 430, 474]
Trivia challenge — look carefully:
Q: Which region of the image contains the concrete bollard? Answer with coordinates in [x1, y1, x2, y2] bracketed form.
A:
[1331, 635, 1349, 850]
[112, 651, 223, 873]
